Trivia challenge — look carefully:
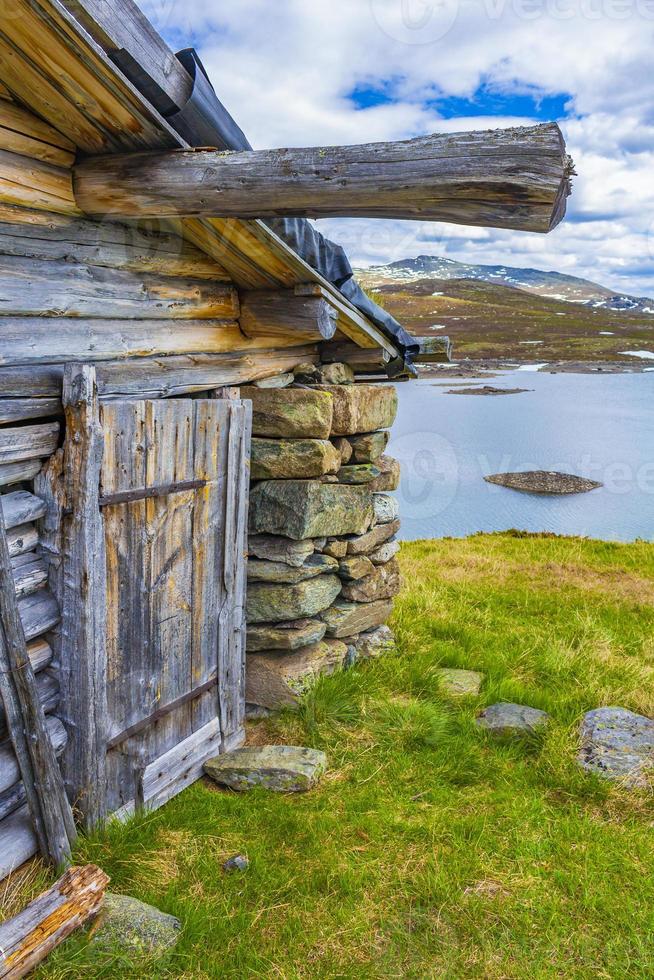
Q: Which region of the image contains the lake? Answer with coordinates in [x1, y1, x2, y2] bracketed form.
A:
[389, 369, 654, 542]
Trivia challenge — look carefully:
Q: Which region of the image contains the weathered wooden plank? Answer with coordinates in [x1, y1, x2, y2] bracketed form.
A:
[191, 401, 229, 734]
[140, 718, 222, 813]
[0, 671, 59, 741]
[0, 864, 109, 978]
[60, 364, 107, 828]
[0, 318, 250, 366]
[320, 341, 391, 372]
[0, 0, 178, 153]
[0, 215, 231, 280]
[0, 399, 61, 425]
[7, 525, 38, 559]
[240, 290, 337, 343]
[100, 398, 145, 814]
[0, 462, 42, 489]
[0, 491, 73, 868]
[0, 806, 37, 881]
[11, 553, 48, 598]
[74, 124, 573, 232]
[17, 591, 60, 642]
[0, 102, 76, 168]
[61, 0, 193, 115]
[0, 255, 238, 319]
[0, 717, 66, 796]
[0, 424, 59, 465]
[0, 149, 78, 216]
[1, 493, 46, 531]
[218, 401, 250, 747]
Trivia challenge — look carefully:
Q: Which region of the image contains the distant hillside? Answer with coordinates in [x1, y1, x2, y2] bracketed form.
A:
[355, 267, 654, 363]
[358, 255, 654, 316]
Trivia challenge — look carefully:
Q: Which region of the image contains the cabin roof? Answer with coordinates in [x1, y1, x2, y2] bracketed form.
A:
[0, 0, 415, 371]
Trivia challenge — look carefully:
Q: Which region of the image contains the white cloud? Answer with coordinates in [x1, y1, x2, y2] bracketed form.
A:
[140, 0, 654, 295]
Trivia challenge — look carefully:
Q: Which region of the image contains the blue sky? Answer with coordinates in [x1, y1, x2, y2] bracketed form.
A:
[142, 0, 654, 296]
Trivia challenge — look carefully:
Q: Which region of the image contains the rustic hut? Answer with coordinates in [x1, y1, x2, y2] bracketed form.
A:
[0, 0, 571, 879]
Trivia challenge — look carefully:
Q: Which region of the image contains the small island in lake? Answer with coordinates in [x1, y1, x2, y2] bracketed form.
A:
[485, 471, 603, 494]
[446, 385, 531, 396]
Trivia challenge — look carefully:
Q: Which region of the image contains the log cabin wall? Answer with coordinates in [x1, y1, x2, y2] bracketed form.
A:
[0, 94, 319, 879]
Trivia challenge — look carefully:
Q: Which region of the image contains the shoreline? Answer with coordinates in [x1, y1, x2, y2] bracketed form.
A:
[419, 358, 654, 378]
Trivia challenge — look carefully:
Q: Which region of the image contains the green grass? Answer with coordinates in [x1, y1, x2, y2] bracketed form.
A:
[19, 534, 654, 978]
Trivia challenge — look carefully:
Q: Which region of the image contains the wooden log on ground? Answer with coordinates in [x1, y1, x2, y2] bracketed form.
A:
[74, 124, 573, 232]
[412, 336, 453, 364]
[240, 291, 337, 343]
[0, 495, 75, 868]
[0, 865, 109, 979]
[0, 424, 59, 465]
[60, 364, 108, 829]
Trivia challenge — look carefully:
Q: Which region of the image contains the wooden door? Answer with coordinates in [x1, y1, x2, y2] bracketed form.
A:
[60, 366, 251, 824]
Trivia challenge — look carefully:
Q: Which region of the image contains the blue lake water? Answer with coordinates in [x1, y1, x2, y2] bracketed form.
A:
[389, 370, 654, 542]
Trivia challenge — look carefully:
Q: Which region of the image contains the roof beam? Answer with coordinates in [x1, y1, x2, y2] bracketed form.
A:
[73, 124, 573, 232]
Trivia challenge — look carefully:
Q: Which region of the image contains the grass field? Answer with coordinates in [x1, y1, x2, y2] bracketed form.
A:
[6, 534, 654, 979]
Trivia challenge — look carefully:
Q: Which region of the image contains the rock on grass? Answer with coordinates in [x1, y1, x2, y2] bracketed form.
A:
[204, 745, 328, 792]
[92, 894, 181, 957]
[578, 707, 654, 787]
[476, 702, 550, 736]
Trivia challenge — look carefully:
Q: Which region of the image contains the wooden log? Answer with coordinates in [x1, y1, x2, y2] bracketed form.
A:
[1, 493, 46, 532]
[0, 149, 79, 217]
[0, 318, 255, 366]
[0, 807, 38, 882]
[18, 590, 60, 642]
[0, 102, 76, 168]
[0, 717, 66, 796]
[320, 341, 391, 372]
[0, 255, 239, 319]
[61, 0, 193, 115]
[0, 865, 109, 979]
[0, 493, 74, 867]
[240, 291, 337, 342]
[60, 365, 108, 828]
[6, 525, 38, 559]
[0, 400, 61, 425]
[0, 216, 231, 280]
[74, 124, 573, 232]
[0, 672, 59, 742]
[0, 424, 59, 465]
[0, 783, 27, 823]
[0, 462, 42, 489]
[11, 553, 48, 599]
[412, 336, 453, 364]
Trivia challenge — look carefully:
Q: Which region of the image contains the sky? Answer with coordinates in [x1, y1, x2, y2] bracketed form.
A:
[141, 0, 654, 296]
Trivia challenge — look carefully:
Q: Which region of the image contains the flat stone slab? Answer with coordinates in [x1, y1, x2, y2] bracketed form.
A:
[348, 625, 395, 661]
[92, 894, 181, 957]
[373, 493, 400, 524]
[243, 386, 333, 439]
[321, 598, 393, 638]
[246, 574, 342, 623]
[246, 639, 347, 708]
[476, 702, 551, 736]
[248, 534, 314, 568]
[314, 384, 398, 436]
[249, 480, 373, 540]
[369, 456, 401, 493]
[246, 618, 327, 652]
[204, 745, 327, 792]
[349, 431, 389, 463]
[578, 707, 654, 787]
[251, 437, 340, 480]
[341, 558, 401, 603]
[247, 554, 337, 584]
[369, 539, 400, 565]
[485, 471, 602, 494]
[437, 668, 484, 697]
[338, 463, 381, 485]
[346, 519, 400, 555]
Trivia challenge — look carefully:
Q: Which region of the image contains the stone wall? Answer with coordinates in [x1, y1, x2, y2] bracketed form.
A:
[243, 364, 401, 712]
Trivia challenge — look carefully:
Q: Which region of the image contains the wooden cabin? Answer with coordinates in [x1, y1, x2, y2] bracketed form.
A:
[0, 0, 570, 878]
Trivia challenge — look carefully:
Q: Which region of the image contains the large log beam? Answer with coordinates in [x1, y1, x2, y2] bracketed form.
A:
[73, 124, 573, 233]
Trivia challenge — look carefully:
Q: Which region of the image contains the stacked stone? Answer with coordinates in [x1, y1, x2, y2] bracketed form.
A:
[243, 364, 401, 711]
